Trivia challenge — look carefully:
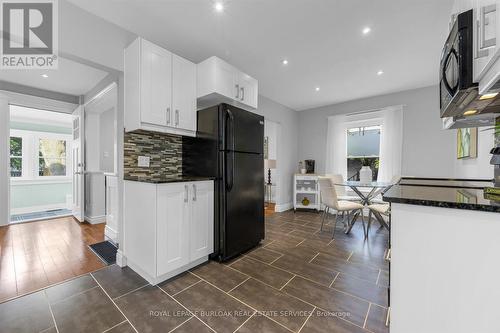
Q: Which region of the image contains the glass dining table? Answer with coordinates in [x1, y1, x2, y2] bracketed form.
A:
[332, 180, 393, 234]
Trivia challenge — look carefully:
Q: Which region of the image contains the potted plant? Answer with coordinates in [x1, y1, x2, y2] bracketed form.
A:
[359, 158, 373, 183]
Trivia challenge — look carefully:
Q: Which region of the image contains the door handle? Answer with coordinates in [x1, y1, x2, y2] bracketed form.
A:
[175, 109, 179, 126]
[184, 185, 189, 203]
[235, 84, 240, 99]
[166, 107, 171, 125]
[240, 87, 244, 101]
[192, 184, 197, 201]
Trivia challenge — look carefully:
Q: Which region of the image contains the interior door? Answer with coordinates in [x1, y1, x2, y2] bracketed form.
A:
[140, 39, 172, 127]
[72, 106, 85, 222]
[172, 54, 196, 132]
[190, 182, 214, 261]
[157, 183, 190, 276]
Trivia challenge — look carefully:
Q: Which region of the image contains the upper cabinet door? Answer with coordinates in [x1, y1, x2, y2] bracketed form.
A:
[237, 73, 259, 109]
[190, 182, 214, 261]
[216, 58, 238, 100]
[157, 183, 190, 276]
[473, 0, 497, 81]
[172, 54, 197, 132]
[140, 39, 173, 127]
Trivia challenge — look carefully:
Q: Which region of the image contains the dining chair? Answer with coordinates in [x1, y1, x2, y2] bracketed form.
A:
[365, 176, 399, 238]
[318, 177, 366, 238]
[325, 174, 360, 202]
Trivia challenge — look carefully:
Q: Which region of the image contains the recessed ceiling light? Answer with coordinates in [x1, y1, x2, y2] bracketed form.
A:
[463, 109, 478, 116]
[282, 59, 288, 65]
[315, 87, 320, 92]
[41, 74, 48, 78]
[377, 70, 384, 76]
[479, 92, 498, 100]
[362, 27, 371, 35]
[214, 2, 224, 12]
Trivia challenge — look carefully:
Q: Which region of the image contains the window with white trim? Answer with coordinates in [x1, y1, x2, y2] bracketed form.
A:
[10, 136, 23, 177]
[10, 129, 72, 180]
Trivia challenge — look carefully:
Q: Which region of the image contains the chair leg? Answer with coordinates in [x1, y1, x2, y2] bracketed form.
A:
[332, 211, 338, 239]
[366, 210, 372, 239]
[360, 209, 367, 239]
[320, 207, 328, 231]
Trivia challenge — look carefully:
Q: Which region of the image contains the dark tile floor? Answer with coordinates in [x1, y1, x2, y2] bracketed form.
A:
[0, 210, 389, 333]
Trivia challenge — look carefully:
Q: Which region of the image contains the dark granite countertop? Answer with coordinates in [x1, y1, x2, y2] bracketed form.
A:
[383, 184, 500, 213]
[124, 176, 216, 184]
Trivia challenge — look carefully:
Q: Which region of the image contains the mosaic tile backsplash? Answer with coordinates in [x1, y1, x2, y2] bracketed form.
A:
[124, 130, 182, 181]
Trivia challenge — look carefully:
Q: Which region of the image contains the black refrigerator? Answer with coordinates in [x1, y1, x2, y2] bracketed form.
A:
[183, 104, 265, 261]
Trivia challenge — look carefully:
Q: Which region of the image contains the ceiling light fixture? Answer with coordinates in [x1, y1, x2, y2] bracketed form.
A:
[479, 92, 498, 100]
[214, 2, 224, 12]
[41, 74, 48, 78]
[362, 27, 371, 35]
[282, 59, 288, 65]
[315, 87, 320, 92]
[463, 109, 478, 116]
[377, 70, 384, 76]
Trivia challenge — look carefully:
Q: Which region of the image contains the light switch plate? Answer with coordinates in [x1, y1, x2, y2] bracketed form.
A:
[138, 156, 150, 167]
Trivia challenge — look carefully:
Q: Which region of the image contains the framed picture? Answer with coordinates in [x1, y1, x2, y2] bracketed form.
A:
[457, 128, 477, 159]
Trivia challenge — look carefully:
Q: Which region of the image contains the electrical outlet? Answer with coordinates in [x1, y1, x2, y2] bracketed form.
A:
[138, 156, 150, 167]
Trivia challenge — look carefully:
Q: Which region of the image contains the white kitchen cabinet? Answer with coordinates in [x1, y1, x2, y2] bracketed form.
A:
[156, 183, 190, 276]
[473, 0, 498, 82]
[125, 38, 197, 136]
[140, 39, 172, 127]
[197, 56, 258, 110]
[172, 54, 197, 133]
[189, 182, 214, 261]
[124, 180, 214, 284]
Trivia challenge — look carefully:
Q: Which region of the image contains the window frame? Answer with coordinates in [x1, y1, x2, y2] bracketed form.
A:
[10, 129, 72, 183]
[9, 135, 24, 179]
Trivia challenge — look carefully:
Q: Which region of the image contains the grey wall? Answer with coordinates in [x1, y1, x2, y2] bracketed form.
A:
[298, 85, 493, 179]
[254, 95, 299, 207]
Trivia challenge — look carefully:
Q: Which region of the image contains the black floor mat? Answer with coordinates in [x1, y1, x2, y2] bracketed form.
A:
[89, 241, 117, 265]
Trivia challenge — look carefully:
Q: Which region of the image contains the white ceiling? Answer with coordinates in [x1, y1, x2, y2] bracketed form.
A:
[0, 57, 109, 96]
[67, 0, 453, 110]
[10, 105, 73, 126]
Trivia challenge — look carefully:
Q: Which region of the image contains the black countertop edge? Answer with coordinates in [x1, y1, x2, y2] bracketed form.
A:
[383, 184, 500, 213]
[124, 176, 216, 184]
[383, 196, 500, 213]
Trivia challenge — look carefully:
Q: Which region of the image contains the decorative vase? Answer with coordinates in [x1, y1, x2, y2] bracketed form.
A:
[301, 197, 310, 206]
[300, 168, 306, 174]
[359, 166, 372, 183]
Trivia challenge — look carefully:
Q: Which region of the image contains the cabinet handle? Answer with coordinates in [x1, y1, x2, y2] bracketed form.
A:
[175, 109, 179, 126]
[166, 107, 171, 125]
[184, 185, 189, 203]
[235, 84, 240, 99]
[192, 184, 197, 201]
[241, 87, 245, 101]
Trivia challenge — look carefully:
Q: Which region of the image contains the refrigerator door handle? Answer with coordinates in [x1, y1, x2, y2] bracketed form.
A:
[226, 109, 235, 152]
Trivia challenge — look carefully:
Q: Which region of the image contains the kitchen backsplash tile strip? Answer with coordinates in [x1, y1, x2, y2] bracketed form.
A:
[124, 130, 182, 181]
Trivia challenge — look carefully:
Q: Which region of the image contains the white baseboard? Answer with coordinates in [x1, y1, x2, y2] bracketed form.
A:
[105, 225, 118, 244]
[116, 250, 126, 268]
[275, 202, 293, 212]
[84, 215, 106, 224]
[11, 203, 67, 215]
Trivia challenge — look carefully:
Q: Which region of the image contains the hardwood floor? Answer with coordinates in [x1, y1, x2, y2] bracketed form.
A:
[0, 217, 106, 303]
[0, 210, 390, 333]
[265, 202, 276, 216]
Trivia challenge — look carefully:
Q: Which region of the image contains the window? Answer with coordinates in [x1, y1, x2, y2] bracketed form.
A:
[346, 125, 381, 181]
[10, 137, 23, 177]
[9, 129, 71, 180]
[38, 139, 67, 177]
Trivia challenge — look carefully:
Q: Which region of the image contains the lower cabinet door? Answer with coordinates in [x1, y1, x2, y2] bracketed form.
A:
[190, 182, 214, 261]
[157, 183, 190, 276]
